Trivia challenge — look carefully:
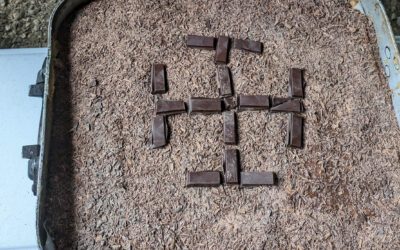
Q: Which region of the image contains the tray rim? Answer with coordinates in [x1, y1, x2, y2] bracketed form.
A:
[35, 0, 399, 248]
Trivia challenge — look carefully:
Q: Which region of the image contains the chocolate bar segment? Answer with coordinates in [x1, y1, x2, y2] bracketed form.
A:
[151, 64, 167, 94]
[217, 66, 233, 97]
[215, 36, 230, 64]
[186, 171, 221, 187]
[240, 172, 277, 186]
[151, 116, 168, 148]
[223, 111, 237, 145]
[156, 100, 186, 115]
[289, 68, 304, 98]
[287, 113, 303, 148]
[233, 39, 263, 54]
[187, 35, 215, 50]
[238, 95, 270, 110]
[270, 98, 304, 113]
[223, 149, 239, 184]
[189, 97, 222, 114]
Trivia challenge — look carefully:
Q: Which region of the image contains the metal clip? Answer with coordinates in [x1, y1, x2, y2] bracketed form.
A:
[22, 145, 40, 159]
[29, 82, 44, 97]
[29, 57, 47, 98]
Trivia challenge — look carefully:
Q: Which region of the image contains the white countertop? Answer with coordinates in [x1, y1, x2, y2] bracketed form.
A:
[0, 48, 47, 250]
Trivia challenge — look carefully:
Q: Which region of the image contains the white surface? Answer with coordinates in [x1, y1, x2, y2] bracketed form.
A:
[0, 48, 47, 250]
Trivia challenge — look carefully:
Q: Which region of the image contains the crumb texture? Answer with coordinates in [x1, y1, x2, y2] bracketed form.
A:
[45, 0, 400, 249]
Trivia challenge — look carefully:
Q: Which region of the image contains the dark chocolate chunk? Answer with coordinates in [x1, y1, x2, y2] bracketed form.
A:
[186, 171, 221, 187]
[215, 36, 230, 64]
[151, 64, 167, 94]
[271, 97, 290, 107]
[217, 66, 233, 97]
[238, 95, 270, 110]
[187, 35, 215, 50]
[270, 98, 303, 113]
[233, 39, 263, 54]
[240, 172, 277, 186]
[188, 97, 222, 114]
[223, 149, 240, 184]
[289, 68, 304, 98]
[223, 111, 237, 145]
[223, 97, 236, 111]
[287, 113, 303, 148]
[156, 100, 186, 115]
[151, 116, 168, 148]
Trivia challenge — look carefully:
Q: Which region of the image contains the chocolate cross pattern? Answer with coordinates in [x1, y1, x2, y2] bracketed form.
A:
[150, 35, 305, 188]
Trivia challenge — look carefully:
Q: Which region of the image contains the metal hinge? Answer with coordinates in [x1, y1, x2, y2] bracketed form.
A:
[28, 158, 39, 195]
[23, 57, 47, 196]
[22, 144, 40, 159]
[29, 82, 44, 97]
[28, 57, 47, 98]
[22, 145, 40, 196]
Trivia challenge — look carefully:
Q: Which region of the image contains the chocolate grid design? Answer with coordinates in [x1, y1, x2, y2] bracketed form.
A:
[150, 35, 305, 188]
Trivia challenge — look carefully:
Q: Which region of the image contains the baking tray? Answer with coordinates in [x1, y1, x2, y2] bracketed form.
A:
[33, 0, 400, 248]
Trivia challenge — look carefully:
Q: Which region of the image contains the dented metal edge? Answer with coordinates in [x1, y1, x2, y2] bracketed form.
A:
[353, 0, 400, 126]
[37, 0, 93, 249]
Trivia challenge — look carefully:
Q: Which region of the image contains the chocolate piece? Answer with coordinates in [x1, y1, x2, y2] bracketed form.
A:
[186, 171, 221, 187]
[287, 113, 303, 148]
[156, 100, 186, 115]
[151, 64, 167, 94]
[187, 35, 215, 50]
[215, 36, 230, 64]
[238, 95, 270, 110]
[270, 98, 304, 113]
[151, 116, 168, 148]
[240, 172, 277, 186]
[223, 111, 237, 145]
[188, 97, 222, 114]
[223, 149, 239, 184]
[289, 68, 304, 98]
[223, 97, 236, 110]
[271, 97, 290, 107]
[233, 39, 263, 54]
[217, 66, 233, 97]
